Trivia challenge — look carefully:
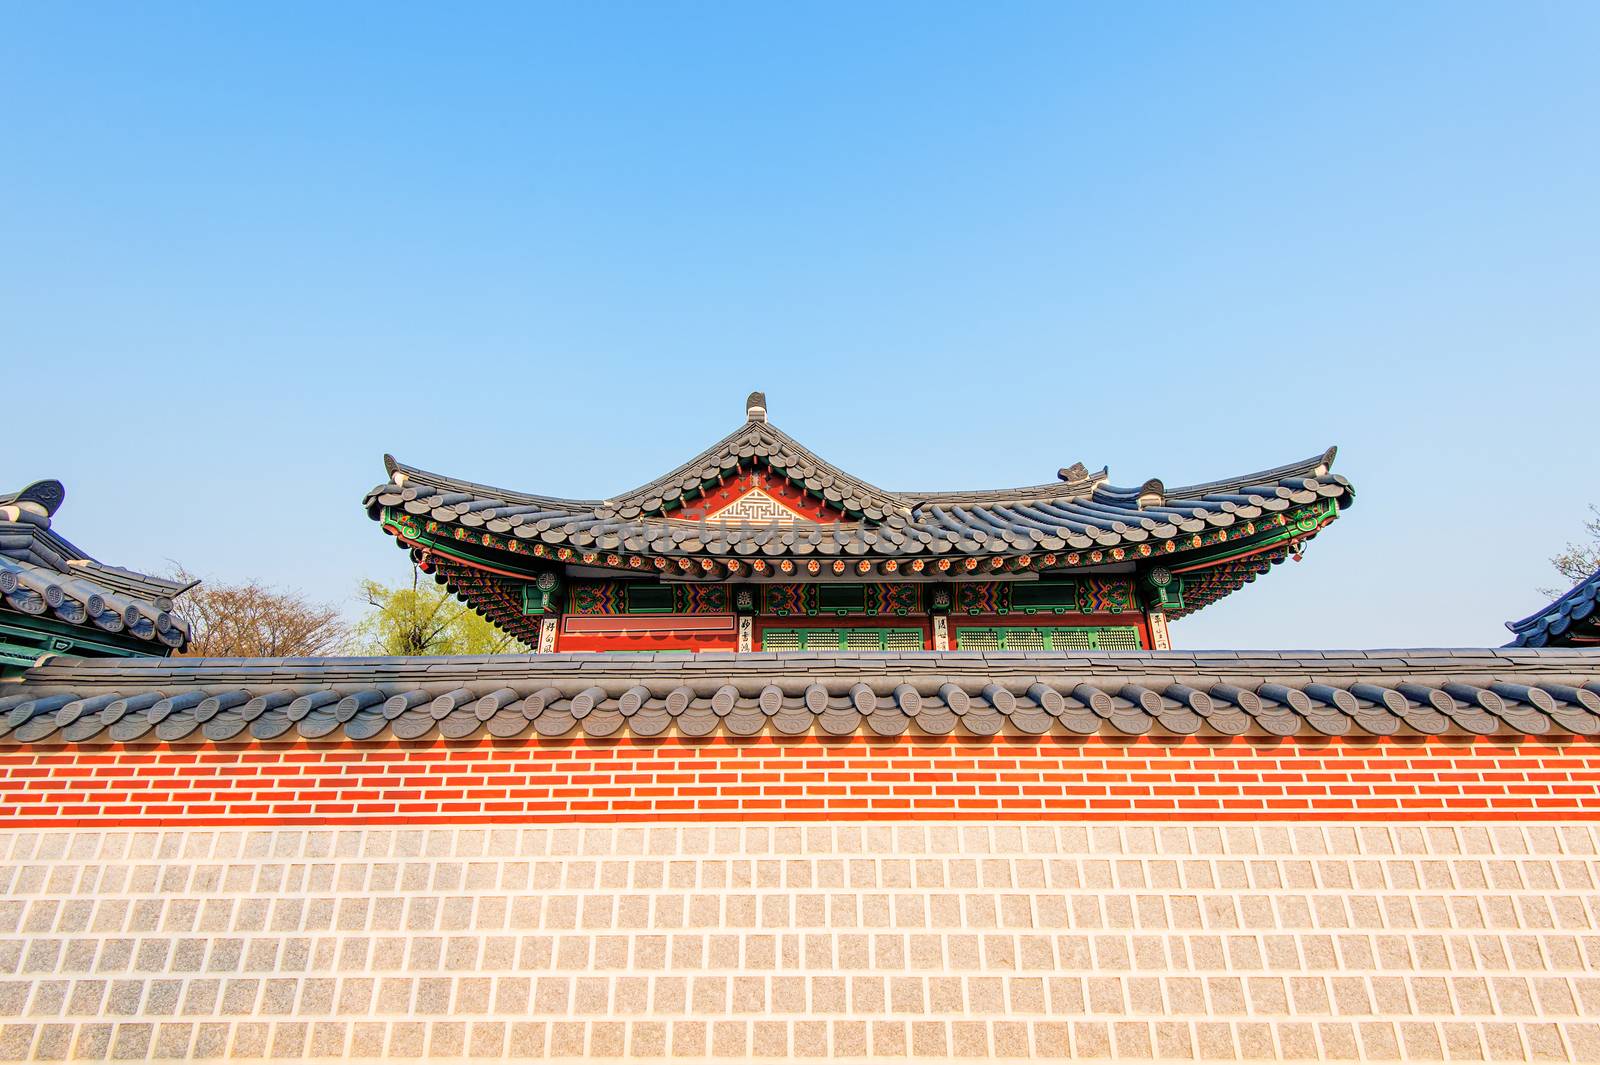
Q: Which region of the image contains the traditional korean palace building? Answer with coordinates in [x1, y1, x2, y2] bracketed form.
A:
[366, 393, 1351, 655]
[1, 407, 1599, 1064]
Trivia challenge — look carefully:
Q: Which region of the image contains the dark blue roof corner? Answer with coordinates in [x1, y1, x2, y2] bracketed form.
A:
[1505, 569, 1600, 648]
[1, 479, 191, 671]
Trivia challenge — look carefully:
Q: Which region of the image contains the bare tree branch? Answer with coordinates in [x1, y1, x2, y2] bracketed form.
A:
[166, 567, 347, 658]
[1542, 504, 1600, 598]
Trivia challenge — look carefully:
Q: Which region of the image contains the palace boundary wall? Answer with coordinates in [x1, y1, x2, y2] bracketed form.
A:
[0, 739, 1593, 1060]
[3, 651, 1599, 1060]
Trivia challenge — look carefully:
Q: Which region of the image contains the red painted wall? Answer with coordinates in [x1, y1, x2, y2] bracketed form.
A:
[1, 734, 1594, 828]
[555, 627, 739, 653]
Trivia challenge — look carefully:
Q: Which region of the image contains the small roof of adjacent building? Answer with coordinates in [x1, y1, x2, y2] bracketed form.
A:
[1506, 570, 1600, 648]
[1, 479, 190, 664]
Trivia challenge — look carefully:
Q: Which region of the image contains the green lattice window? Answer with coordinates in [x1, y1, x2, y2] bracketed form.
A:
[817, 584, 867, 615]
[761, 628, 925, 652]
[954, 626, 1143, 651]
[1010, 579, 1079, 614]
[625, 583, 676, 614]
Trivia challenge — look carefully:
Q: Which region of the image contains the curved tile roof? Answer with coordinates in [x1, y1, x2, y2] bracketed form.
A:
[4, 649, 1596, 745]
[1506, 570, 1600, 648]
[1, 480, 190, 653]
[366, 407, 1351, 563]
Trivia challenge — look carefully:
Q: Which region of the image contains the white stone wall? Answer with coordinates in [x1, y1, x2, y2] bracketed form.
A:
[0, 823, 1594, 1061]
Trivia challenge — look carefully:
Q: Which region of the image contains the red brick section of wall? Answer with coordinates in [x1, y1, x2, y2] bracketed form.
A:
[0, 735, 1596, 828]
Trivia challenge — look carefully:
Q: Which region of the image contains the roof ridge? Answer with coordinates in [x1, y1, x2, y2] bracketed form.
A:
[906, 471, 1110, 506]
[381, 455, 604, 508]
[382, 442, 1345, 518]
[1166, 446, 1339, 500]
[609, 418, 908, 518]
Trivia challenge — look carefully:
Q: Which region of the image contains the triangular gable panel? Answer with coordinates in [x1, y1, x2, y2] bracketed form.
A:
[703, 489, 815, 525]
[674, 468, 844, 524]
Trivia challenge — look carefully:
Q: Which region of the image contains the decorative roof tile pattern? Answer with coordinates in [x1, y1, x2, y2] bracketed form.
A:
[365, 414, 1351, 565]
[1506, 569, 1600, 648]
[4, 649, 1597, 745]
[0, 480, 189, 653]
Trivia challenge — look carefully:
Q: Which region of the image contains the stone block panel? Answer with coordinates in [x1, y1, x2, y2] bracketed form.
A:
[0, 823, 1594, 1060]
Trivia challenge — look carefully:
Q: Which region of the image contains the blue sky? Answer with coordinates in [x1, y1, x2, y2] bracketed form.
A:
[4, 3, 1596, 649]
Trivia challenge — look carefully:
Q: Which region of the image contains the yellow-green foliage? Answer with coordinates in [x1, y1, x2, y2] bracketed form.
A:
[352, 569, 525, 656]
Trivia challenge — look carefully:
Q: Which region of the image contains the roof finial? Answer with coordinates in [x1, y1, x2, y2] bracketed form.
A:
[745, 391, 767, 423]
[0, 479, 65, 522]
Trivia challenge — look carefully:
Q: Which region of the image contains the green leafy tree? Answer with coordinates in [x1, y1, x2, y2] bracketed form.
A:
[352, 567, 525, 655]
[1545, 504, 1600, 596]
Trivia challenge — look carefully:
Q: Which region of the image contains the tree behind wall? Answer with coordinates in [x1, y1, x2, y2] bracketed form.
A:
[352, 567, 524, 656]
[1547, 504, 1600, 593]
[169, 570, 347, 658]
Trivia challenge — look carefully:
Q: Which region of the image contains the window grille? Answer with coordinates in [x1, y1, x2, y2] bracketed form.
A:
[761, 629, 804, 652]
[1002, 628, 1047, 651]
[761, 628, 925, 652]
[883, 629, 926, 651]
[952, 628, 1000, 651]
[1052, 628, 1095, 651]
[1091, 627, 1143, 650]
[954, 626, 1143, 651]
[841, 629, 881, 650]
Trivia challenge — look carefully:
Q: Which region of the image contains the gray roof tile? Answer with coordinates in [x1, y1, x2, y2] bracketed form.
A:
[4, 648, 1598, 745]
[366, 417, 1351, 574]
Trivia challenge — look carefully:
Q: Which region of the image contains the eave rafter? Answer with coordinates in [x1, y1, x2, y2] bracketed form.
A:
[379, 497, 1339, 630]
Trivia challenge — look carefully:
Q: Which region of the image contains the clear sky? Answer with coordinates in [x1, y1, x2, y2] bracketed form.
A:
[4, 3, 1596, 649]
